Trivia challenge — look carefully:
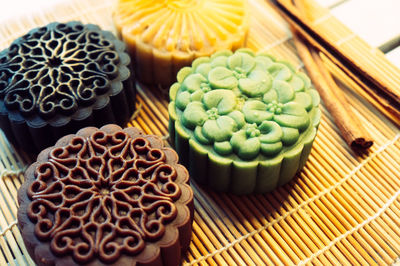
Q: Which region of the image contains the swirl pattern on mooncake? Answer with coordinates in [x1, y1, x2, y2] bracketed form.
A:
[113, 0, 249, 88]
[0, 22, 135, 152]
[169, 49, 321, 194]
[18, 125, 194, 266]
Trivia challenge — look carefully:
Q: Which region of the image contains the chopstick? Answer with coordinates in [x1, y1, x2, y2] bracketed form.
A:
[293, 32, 373, 150]
[268, 0, 400, 126]
[290, 0, 373, 150]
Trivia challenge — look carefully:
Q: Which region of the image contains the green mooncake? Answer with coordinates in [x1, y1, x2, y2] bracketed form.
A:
[169, 49, 320, 194]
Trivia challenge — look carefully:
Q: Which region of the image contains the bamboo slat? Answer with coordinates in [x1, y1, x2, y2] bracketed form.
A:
[0, 0, 399, 265]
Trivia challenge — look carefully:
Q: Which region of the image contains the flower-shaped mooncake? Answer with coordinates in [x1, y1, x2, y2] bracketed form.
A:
[169, 49, 320, 194]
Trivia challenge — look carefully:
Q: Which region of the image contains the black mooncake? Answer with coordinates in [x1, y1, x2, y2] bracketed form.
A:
[0, 22, 135, 153]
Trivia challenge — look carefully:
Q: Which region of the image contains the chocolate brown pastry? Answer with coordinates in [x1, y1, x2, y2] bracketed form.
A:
[0, 22, 135, 153]
[18, 124, 194, 266]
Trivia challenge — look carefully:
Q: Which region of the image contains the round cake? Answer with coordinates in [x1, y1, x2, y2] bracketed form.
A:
[169, 49, 321, 194]
[0, 22, 135, 153]
[113, 0, 249, 89]
[17, 124, 194, 266]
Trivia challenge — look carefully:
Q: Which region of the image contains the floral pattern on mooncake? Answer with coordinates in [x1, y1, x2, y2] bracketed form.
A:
[169, 49, 320, 194]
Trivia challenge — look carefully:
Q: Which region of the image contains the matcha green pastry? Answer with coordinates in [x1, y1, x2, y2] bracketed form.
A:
[169, 49, 320, 194]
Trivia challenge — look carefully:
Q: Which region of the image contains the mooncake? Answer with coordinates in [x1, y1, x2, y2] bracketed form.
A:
[0, 22, 135, 153]
[169, 49, 320, 194]
[113, 0, 249, 89]
[17, 124, 194, 265]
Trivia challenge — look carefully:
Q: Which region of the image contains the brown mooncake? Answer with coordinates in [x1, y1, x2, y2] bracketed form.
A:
[17, 124, 194, 266]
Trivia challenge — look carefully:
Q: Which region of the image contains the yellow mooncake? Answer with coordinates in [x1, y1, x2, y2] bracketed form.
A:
[113, 0, 249, 90]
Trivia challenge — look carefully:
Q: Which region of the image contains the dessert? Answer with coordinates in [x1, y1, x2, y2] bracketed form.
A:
[0, 22, 135, 153]
[17, 124, 194, 266]
[113, 0, 249, 89]
[169, 49, 321, 194]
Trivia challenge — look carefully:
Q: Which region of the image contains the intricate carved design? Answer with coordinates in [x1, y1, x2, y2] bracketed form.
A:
[0, 22, 121, 118]
[173, 49, 320, 160]
[27, 130, 181, 264]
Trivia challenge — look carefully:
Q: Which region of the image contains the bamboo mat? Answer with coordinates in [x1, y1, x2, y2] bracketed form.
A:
[1, 0, 400, 265]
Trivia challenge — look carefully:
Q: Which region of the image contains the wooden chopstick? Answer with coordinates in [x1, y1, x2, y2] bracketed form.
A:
[292, 32, 373, 150]
[268, 0, 400, 126]
[291, 0, 373, 150]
